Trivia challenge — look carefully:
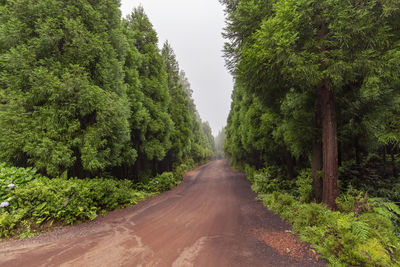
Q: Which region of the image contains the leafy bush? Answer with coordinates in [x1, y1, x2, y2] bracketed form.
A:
[336, 188, 370, 215]
[0, 161, 199, 240]
[0, 176, 154, 238]
[248, 164, 400, 266]
[0, 163, 41, 202]
[136, 160, 197, 192]
[339, 156, 400, 202]
[147, 172, 176, 192]
[0, 211, 21, 238]
[244, 164, 256, 183]
[0, 165, 158, 239]
[174, 159, 195, 182]
[295, 169, 313, 202]
[251, 166, 295, 195]
[258, 192, 400, 266]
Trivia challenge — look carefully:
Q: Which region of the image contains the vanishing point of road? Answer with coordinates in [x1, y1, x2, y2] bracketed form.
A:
[0, 160, 326, 267]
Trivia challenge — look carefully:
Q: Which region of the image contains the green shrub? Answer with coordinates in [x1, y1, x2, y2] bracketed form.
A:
[258, 191, 400, 266]
[244, 164, 256, 183]
[147, 172, 176, 192]
[0, 170, 154, 239]
[251, 166, 295, 195]
[0, 212, 19, 238]
[8, 177, 153, 226]
[295, 169, 312, 202]
[336, 188, 370, 215]
[0, 162, 198, 240]
[0, 163, 41, 202]
[138, 160, 198, 193]
[339, 156, 400, 202]
[174, 159, 195, 182]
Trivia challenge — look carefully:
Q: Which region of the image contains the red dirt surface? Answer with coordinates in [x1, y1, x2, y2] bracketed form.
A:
[0, 160, 326, 266]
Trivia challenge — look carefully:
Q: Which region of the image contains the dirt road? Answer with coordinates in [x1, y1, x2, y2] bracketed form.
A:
[0, 160, 325, 267]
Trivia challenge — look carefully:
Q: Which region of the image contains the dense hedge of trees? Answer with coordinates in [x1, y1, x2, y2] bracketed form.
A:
[221, 0, 400, 209]
[0, 1, 214, 180]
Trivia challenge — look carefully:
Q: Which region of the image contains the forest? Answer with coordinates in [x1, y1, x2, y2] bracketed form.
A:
[221, 0, 400, 265]
[2, 0, 400, 265]
[0, 1, 215, 179]
[0, 1, 214, 239]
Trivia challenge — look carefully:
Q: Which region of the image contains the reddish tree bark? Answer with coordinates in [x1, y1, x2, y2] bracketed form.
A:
[320, 80, 338, 210]
[317, 19, 339, 210]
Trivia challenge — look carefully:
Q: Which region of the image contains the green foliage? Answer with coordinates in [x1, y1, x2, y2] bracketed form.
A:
[173, 159, 195, 182]
[146, 172, 176, 192]
[244, 164, 256, 183]
[247, 164, 400, 265]
[251, 166, 295, 195]
[0, 212, 21, 238]
[0, 0, 135, 177]
[0, 2, 212, 181]
[0, 165, 156, 240]
[161, 42, 193, 167]
[339, 157, 400, 202]
[124, 7, 173, 167]
[368, 197, 400, 237]
[0, 163, 41, 202]
[295, 169, 313, 203]
[222, 0, 400, 209]
[336, 188, 370, 215]
[8, 177, 151, 225]
[221, 0, 400, 265]
[259, 191, 400, 266]
[0, 157, 201, 240]
[247, 163, 400, 266]
[18, 220, 36, 239]
[0, 1, 213, 244]
[136, 160, 196, 192]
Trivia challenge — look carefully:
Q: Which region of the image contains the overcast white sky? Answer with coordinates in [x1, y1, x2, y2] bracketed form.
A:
[120, 0, 233, 136]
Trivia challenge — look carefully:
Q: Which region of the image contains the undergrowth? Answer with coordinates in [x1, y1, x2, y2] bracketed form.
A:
[0, 161, 196, 240]
[246, 165, 400, 267]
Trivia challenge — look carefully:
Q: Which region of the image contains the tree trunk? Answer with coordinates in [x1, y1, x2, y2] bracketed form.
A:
[317, 18, 338, 210]
[320, 80, 338, 210]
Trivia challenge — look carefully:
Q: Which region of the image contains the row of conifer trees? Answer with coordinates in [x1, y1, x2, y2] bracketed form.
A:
[221, 0, 400, 208]
[0, 1, 215, 180]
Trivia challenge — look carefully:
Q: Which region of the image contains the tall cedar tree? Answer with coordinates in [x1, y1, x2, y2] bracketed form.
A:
[123, 7, 173, 177]
[0, 0, 135, 177]
[161, 42, 193, 169]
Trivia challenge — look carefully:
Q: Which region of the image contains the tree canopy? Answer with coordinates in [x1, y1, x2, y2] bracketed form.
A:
[221, 0, 400, 209]
[0, 1, 214, 180]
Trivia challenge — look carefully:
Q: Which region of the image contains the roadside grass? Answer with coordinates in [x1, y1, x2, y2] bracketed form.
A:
[0, 161, 197, 241]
